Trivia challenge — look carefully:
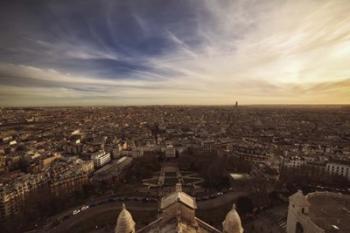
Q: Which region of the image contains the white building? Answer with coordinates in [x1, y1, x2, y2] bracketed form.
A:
[282, 156, 307, 168]
[287, 190, 350, 233]
[91, 151, 111, 168]
[326, 161, 350, 180]
[165, 145, 176, 158]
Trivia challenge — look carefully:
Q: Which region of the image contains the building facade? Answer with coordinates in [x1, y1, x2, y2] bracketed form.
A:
[91, 151, 111, 168]
[0, 173, 48, 219]
[325, 161, 350, 180]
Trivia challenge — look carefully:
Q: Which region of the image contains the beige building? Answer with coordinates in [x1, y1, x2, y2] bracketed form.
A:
[40, 153, 61, 169]
[115, 183, 244, 233]
[287, 190, 350, 233]
[50, 170, 89, 196]
[46, 158, 90, 196]
[0, 173, 48, 219]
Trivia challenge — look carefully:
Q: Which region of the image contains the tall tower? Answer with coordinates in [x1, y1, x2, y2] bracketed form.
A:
[286, 190, 310, 233]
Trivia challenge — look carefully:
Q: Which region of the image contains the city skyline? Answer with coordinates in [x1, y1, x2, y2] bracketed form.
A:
[1, 0, 350, 106]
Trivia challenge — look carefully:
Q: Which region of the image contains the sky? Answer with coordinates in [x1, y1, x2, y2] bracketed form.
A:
[0, 0, 349, 106]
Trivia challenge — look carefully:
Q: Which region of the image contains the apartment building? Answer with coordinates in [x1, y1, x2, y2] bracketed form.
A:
[326, 160, 350, 180]
[91, 151, 111, 168]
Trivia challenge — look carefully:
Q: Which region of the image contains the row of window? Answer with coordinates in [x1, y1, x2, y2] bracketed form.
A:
[327, 165, 350, 176]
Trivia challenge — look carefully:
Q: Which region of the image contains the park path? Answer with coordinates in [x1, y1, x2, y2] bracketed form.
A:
[197, 191, 247, 209]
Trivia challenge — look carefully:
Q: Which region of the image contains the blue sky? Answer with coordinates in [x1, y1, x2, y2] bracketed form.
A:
[0, 0, 349, 106]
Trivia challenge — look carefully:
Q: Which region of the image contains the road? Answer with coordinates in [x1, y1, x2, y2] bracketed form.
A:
[47, 201, 157, 233]
[197, 191, 247, 209]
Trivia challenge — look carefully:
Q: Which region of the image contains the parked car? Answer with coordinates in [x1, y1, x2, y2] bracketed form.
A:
[72, 209, 80, 215]
[81, 205, 89, 211]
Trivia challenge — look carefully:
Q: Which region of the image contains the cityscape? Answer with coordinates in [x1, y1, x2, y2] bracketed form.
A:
[1, 1, 350, 233]
[0, 105, 349, 233]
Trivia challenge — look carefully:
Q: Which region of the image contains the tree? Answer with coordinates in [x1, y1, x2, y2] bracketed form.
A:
[236, 196, 254, 215]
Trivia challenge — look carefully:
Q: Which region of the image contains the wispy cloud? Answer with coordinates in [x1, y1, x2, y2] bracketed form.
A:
[0, 0, 349, 105]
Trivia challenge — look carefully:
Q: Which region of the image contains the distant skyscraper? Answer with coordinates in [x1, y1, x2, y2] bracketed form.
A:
[235, 101, 238, 108]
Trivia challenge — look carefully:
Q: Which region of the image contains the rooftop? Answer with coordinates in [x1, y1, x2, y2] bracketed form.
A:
[307, 192, 350, 233]
[160, 191, 197, 210]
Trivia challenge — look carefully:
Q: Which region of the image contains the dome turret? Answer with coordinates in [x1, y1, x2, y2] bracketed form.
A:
[115, 203, 135, 233]
[223, 204, 244, 233]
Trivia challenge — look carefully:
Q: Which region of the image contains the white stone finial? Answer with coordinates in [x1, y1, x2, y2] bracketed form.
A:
[175, 183, 182, 192]
[223, 203, 244, 233]
[115, 203, 135, 233]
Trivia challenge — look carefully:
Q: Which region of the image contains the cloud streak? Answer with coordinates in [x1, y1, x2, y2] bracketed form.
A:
[0, 0, 349, 106]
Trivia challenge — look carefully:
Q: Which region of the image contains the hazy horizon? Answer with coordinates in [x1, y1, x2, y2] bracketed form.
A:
[1, 0, 350, 106]
[1, 103, 350, 109]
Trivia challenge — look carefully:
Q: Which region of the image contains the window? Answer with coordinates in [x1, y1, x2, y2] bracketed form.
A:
[296, 222, 304, 233]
